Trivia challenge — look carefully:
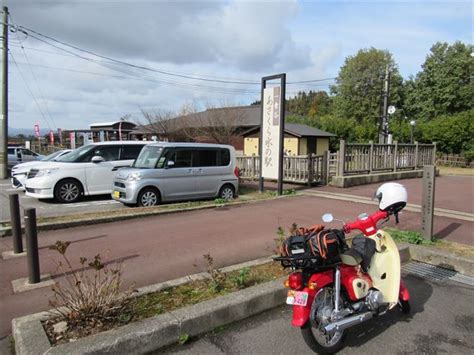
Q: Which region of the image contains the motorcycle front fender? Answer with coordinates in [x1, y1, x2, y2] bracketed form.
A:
[291, 270, 333, 327]
[399, 279, 410, 301]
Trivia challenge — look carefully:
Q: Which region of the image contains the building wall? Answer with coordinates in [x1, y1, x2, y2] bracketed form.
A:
[316, 138, 329, 155]
[244, 136, 299, 156]
[298, 138, 308, 155]
[244, 137, 259, 156]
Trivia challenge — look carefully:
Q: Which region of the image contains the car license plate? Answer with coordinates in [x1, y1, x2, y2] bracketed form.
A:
[286, 290, 308, 306]
[113, 190, 120, 199]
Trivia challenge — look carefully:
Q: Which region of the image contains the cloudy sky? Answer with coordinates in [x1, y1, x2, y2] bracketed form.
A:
[6, 0, 472, 132]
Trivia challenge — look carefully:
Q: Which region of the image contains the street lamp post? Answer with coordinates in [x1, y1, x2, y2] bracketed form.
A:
[410, 120, 416, 144]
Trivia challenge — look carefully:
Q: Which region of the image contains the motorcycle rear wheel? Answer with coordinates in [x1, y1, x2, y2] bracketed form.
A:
[301, 287, 346, 354]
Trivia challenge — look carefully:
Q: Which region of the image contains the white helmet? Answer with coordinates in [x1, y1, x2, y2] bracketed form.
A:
[375, 182, 407, 213]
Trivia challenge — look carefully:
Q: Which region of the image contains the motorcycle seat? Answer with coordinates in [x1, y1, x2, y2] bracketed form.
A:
[340, 249, 363, 266]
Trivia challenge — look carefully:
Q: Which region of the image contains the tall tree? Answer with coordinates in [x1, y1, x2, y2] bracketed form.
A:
[404, 41, 473, 120]
[331, 48, 403, 134]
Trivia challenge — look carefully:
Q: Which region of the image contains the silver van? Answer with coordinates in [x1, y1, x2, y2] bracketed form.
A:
[112, 142, 239, 207]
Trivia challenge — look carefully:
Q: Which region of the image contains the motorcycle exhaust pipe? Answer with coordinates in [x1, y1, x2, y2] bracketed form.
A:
[324, 312, 373, 334]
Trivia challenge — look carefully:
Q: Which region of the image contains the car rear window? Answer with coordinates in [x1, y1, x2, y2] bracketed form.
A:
[194, 148, 230, 167]
[121, 145, 145, 160]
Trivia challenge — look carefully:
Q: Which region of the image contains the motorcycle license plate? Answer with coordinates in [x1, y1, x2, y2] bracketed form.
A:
[286, 290, 308, 306]
[113, 191, 120, 199]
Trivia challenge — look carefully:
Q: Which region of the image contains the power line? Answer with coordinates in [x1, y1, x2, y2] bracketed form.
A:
[12, 23, 57, 129]
[9, 51, 51, 129]
[18, 24, 337, 86]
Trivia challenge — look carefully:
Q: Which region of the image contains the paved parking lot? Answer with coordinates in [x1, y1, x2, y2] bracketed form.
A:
[0, 179, 124, 221]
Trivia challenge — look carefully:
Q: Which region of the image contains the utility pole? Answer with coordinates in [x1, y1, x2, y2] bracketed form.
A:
[379, 65, 390, 144]
[0, 6, 8, 179]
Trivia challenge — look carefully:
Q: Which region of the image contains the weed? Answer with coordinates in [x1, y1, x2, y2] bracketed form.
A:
[274, 226, 286, 253]
[203, 253, 226, 292]
[214, 198, 228, 206]
[231, 267, 251, 289]
[387, 229, 435, 245]
[48, 240, 132, 330]
[178, 333, 190, 345]
[282, 189, 296, 195]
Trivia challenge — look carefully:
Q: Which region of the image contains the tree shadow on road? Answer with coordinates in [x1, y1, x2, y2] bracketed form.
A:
[344, 274, 433, 348]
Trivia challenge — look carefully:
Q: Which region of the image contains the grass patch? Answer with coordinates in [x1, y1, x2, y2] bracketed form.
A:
[130, 262, 287, 320]
[386, 228, 435, 246]
[44, 261, 287, 346]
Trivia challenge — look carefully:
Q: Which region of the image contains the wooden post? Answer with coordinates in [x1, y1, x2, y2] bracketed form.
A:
[323, 150, 330, 185]
[307, 153, 314, 186]
[393, 140, 398, 172]
[337, 140, 345, 177]
[414, 141, 419, 169]
[368, 140, 374, 174]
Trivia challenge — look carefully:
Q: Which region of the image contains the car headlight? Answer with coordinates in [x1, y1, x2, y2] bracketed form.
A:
[35, 168, 59, 178]
[126, 172, 142, 181]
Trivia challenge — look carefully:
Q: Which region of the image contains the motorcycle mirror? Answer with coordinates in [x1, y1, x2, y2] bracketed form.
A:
[322, 213, 334, 223]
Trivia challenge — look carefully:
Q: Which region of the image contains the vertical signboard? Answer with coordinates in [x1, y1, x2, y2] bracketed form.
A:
[49, 130, 54, 145]
[421, 165, 436, 240]
[34, 124, 40, 138]
[261, 86, 282, 180]
[259, 73, 286, 195]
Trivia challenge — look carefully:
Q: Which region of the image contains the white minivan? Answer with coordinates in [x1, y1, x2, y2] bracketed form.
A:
[24, 141, 149, 203]
[111, 143, 239, 207]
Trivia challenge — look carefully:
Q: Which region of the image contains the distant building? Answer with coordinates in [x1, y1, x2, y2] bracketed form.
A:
[242, 123, 335, 156]
[89, 121, 137, 141]
[130, 106, 335, 155]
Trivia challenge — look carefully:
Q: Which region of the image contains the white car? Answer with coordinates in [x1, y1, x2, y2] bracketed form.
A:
[11, 149, 72, 190]
[24, 141, 149, 203]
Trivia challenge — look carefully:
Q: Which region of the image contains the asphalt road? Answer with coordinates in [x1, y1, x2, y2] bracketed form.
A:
[1, 175, 472, 222]
[1, 194, 472, 338]
[161, 275, 474, 354]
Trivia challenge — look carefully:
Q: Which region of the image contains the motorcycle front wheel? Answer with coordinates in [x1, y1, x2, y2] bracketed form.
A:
[301, 287, 346, 354]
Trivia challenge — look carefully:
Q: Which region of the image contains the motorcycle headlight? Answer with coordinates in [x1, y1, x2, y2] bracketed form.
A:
[126, 172, 142, 181]
[35, 168, 59, 178]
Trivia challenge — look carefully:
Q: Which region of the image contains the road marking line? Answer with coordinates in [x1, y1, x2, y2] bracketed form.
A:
[303, 191, 473, 222]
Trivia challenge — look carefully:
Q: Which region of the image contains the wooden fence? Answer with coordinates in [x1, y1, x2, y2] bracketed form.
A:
[236, 154, 327, 185]
[338, 140, 436, 176]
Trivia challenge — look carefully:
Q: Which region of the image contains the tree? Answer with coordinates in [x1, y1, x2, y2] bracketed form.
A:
[179, 104, 245, 145]
[140, 109, 189, 142]
[404, 41, 473, 120]
[331, 48, 403, 138]
[418, 110, 473, 154]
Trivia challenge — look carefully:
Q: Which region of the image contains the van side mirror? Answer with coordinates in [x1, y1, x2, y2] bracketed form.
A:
[91, 156, 105, 163]
[166, 160, 175, 168]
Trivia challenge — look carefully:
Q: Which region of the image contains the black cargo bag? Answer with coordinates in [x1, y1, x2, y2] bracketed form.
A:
[308, 229, 347, 262]
[280, 235, 312, 258]
[350, 235, 376, 272]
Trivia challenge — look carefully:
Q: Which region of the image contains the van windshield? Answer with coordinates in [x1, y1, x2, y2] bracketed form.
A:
[133, 146, 163, 169]
[58, 145, 94, 163]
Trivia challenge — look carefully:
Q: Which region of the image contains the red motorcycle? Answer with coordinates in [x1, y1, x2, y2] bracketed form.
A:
[275, 183, 411, 353]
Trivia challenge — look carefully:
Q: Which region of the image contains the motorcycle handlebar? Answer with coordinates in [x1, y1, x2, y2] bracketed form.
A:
[342, 210, 390, 236]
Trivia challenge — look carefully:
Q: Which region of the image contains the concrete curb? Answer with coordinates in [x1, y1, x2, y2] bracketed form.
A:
[12, 279, 287, 355]
[12, 244, 471, 354]
[0, 194, 297, 237]
[404, 243, 474, 277]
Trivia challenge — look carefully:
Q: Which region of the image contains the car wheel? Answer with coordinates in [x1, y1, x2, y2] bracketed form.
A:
[218, 184, 235, 200]
[138, 187, 160, 207]
[54, 179, 82, 203]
